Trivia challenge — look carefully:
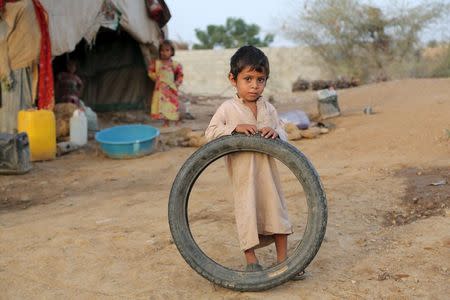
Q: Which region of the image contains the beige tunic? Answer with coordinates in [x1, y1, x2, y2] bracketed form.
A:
[205, 96, 292, 250]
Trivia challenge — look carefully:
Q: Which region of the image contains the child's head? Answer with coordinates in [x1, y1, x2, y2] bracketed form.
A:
[67, 59, 77, 73]
[159, 39, 175, 60]
[229, 46, 270, 102]
[229, 45, 270, 81]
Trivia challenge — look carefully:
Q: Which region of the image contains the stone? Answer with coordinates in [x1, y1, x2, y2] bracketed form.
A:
[284, 122, 299, 134]
[188, 136, 207, 147]
[287, 131, 302, 141]
[300, 127, 321, 139]
[20, 195, 31, 202]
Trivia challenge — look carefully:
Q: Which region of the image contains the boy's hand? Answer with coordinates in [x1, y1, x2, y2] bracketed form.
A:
[235, 124, 257, 136]
[259, 127, 278, 139]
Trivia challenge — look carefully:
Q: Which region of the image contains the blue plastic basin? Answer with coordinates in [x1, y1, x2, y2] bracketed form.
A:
[95, 124, 160, 159]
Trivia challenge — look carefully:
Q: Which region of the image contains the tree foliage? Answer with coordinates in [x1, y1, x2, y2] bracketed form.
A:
[193, 18, 274, 49]
[283, 0, 450, 81]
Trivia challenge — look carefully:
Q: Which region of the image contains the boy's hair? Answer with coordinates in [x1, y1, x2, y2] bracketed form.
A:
[229, 45, 270, 80]
[159, 39, 175, 57]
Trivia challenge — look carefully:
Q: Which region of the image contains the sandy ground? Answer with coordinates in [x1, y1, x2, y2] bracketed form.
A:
[1, 78, 449, 299]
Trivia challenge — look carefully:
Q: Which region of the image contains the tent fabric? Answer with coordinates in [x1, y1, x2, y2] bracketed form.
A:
[82, 66, 153, 112]
[83, 2, 120, 45]
[1, 0, 163, 73]
[40, 0, 104, 56]
[73, 31, 154, 111]
[41, 0, 162, 57]
[110, 0, 161, 46]
[0, 0, 40, 78]
[0, 0, 165, 113]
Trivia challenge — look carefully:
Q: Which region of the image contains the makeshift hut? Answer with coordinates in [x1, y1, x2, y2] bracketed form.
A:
[0, 0, 170, 134]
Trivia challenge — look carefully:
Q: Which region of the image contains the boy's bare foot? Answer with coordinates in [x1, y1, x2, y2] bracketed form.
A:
[244, 248, 258, 265]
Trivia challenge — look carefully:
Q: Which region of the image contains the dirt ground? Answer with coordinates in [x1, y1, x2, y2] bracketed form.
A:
[1, 78, 449, 299]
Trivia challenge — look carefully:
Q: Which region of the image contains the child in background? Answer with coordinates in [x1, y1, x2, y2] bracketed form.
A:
[148, 40, 184, 127]
[205, 46, 305, 279]
[56, 59, 84, 107]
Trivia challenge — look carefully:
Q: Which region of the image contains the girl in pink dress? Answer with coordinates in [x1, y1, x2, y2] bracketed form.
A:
[148, 40, 184, 127]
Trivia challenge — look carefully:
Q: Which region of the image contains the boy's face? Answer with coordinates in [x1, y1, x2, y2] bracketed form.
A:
[229, 67, 267, 103]
[160, 44, 173, 60]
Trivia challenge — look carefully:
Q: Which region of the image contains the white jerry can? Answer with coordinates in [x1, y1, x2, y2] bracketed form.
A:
[70, 109, 88, 146]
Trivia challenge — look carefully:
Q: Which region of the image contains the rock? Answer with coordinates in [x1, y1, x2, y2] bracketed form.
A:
[320, 128, 329, 134]
[393, 273, 410, 281]
[287, 131, 302, 141]
[171, 127, 192, 138]
[20, 195, 31, 202]
[284, 123, 299, 134]
[284, 122, 304, 141]
[186, 131, 203, 139]
[300, 127, 321, 139]
[312, 80, 332, 91]
[188, 136, 207, 147]
[377, 271, 390, 281]
[318, 121, 336, 129]
[292, 78, 310, 92]
[161, 128, 208, 148]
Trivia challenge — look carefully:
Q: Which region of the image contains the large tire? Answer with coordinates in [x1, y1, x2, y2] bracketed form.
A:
[168, 134, 327, 291]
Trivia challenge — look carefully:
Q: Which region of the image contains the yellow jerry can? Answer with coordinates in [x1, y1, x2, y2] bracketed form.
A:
[17, 109, 56, 161]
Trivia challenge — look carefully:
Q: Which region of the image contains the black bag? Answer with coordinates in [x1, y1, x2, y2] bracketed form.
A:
[0, 132, 32, 175]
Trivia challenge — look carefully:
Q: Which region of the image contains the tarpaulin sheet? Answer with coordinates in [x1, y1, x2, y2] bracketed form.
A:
[40, 0, 104, 56]
[111, 0, 161, 46]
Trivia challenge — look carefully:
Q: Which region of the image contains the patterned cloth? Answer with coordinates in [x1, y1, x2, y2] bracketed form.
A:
[147, 58, 183, 121]
[32, 0, 54, 110]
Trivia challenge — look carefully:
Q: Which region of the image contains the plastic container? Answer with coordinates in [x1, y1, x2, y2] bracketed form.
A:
[18, 109, 56, 161]
[70, 109, 88, 146]
[84, 106, 98, 131]
[0, 132, 32, 174]
[79, 100, 98, 131]
[317, 88, 341, 119]
[95, 124, 160, 159]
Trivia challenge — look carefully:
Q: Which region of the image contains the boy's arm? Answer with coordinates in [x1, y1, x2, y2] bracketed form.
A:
[205, 104, 237, 141]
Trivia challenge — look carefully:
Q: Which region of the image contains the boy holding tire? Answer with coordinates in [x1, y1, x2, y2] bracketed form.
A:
[205, 46, 305, 279]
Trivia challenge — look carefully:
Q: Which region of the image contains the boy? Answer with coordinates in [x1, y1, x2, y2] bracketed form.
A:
[205, 46, 305, 279]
